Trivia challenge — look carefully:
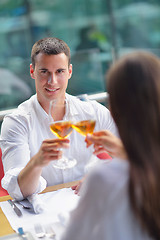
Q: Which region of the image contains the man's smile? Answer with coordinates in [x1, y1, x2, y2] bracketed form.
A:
[45, 87, 60, 92]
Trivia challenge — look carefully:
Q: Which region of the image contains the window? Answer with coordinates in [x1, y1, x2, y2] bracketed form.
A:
[0, 0, 160, 114]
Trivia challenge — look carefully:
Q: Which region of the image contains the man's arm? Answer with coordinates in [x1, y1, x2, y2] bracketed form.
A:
[1, 114, 69, 199]
[18, 138, 69, 198]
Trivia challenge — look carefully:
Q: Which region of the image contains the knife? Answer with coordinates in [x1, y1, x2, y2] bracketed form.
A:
[8, 199, 22, 217]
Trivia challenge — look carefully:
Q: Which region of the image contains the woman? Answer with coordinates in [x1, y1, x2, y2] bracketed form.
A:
[61, 51, 160, 240]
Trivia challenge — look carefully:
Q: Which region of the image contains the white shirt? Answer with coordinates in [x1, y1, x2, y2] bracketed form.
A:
[61, 158, 153, 240]
[0, 93, 117, 200]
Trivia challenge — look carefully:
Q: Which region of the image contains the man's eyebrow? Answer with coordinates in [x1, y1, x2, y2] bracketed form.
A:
[39, 68, 48, 70]
[57, 68, 66, 70]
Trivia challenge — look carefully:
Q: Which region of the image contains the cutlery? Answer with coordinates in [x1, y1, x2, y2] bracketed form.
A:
[8, 199, 22, 217]
[34, 223, 56, 239]
[34, 224, 45, 238]
[45, 224, 56, 239]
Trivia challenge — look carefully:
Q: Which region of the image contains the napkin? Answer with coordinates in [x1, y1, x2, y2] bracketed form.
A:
[58, 211, 70, 226]
[0, 188, 80, 239]
[27, 194, 46, 214]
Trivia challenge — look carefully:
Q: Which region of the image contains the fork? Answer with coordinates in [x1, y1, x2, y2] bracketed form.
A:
[34, 224, 45, 238]
[45, 224, 56, 239]
[34, 223, 56, 239]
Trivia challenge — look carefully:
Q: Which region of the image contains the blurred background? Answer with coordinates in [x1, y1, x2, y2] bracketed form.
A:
[0, 0, 160, 126]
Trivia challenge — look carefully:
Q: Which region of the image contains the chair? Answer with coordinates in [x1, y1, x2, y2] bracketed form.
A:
[0, 148, 9, 196]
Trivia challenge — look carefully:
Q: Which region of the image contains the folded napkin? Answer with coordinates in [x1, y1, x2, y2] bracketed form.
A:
[27, 194, 46, 214]
[58, 211, 70, 226]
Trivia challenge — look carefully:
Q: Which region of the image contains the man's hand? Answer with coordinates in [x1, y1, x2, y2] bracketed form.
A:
[71, 177, 85, 195]
[33, 138, 70, 167]
[18, 138, 69, 198]
[85, 130, 127, 160]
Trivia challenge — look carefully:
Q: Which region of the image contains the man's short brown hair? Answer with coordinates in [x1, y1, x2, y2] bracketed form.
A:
[31, 37, 71, 68]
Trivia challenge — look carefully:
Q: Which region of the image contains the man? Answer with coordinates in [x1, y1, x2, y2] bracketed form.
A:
[1, 37, 117, 200]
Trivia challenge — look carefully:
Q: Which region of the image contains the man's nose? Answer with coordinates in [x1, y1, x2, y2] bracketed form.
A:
[47, 73, 57, 84]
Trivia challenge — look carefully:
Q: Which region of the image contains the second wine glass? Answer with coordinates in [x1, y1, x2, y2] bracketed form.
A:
[72, 94, 96, 139]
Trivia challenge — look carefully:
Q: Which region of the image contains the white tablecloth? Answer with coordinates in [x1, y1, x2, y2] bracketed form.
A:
[0, 188, 79, 240]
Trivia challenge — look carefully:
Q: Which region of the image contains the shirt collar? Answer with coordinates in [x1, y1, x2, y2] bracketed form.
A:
[34, 94, 48, 122]
[34, 93, 80, 123]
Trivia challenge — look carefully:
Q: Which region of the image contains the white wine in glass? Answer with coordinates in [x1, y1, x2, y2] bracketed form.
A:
[50, 121, 73, 139]
[72, 120, 96, 137]
[49, 99, 77, 169]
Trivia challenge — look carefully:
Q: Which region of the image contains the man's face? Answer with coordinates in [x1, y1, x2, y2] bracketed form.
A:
[30, 52, 72, 111]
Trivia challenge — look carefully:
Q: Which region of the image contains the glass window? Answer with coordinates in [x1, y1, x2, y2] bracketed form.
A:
[0, 0, 160, 115]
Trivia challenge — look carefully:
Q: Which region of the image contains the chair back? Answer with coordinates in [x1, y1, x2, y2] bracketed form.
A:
[0, 148, 9, 196]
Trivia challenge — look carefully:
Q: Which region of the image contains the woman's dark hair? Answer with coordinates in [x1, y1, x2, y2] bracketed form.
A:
[31, 37, 71, 69]
[107, 51, 160, 239]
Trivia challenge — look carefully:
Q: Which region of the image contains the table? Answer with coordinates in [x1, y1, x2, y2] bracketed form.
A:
[0, 180, 79, 237]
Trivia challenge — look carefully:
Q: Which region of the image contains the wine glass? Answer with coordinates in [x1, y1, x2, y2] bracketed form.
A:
[72, 94, 96, 139]
[71, 94, 98, 171]
[49, 99, 77, 169]
[72, 94, 111, 170]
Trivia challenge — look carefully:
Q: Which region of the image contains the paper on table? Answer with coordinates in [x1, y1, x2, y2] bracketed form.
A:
[0, 188, 79, 240]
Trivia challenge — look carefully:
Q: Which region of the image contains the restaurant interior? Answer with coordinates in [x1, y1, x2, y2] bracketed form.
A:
[0, 0, 160, 239]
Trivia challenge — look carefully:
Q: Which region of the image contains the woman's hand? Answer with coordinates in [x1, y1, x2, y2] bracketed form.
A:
[85, 130, 127, 160]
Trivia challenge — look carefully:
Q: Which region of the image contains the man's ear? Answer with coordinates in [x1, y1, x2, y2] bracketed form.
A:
[30, 64, 35, 79]
[68, 64, 72, 79]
